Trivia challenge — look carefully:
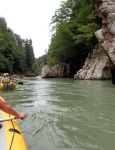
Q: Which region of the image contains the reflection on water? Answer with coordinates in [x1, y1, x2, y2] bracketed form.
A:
[0, 77, 115, 150]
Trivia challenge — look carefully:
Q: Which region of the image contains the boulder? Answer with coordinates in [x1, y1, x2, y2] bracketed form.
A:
[41, 63, 70, 78]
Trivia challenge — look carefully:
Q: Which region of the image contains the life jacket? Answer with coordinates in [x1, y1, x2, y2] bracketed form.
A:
[2, 77, 10, 83]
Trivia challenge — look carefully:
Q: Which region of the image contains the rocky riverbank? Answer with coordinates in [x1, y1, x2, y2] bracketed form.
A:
[41, 0, 115, 84]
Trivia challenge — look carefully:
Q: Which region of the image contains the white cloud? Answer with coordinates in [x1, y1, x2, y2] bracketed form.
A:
[0, 0, 62, 58]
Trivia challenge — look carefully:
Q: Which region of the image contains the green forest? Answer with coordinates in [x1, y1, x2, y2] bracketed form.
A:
[0, 0, 101, 76]
[0, 17, 37, 75]
[38, 0, 101, 75]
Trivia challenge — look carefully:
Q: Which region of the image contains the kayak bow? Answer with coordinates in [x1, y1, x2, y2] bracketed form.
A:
[0, 97, 27, 150]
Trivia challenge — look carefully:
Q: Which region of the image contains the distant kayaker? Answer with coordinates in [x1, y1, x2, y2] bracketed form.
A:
[2, 77, 11, 83]
[1, 73, 12, 83]
[0, 97, 25, 120]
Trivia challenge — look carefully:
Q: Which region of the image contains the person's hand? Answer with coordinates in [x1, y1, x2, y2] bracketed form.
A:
[17, 113, 25, 120]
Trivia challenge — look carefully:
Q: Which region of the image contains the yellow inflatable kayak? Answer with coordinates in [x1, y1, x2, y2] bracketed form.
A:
[0, 82, 16, 90]
[0, 97, 27, 150]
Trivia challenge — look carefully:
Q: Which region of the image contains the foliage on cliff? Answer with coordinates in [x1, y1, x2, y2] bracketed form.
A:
[47, 0, 101, 74]
[36, 54, 47, 75]
[0, 17, 35, 74]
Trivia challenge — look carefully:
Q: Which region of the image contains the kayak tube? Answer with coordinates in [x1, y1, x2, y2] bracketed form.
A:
[0, 82, 16, 90]
[0, 97, 27, 150]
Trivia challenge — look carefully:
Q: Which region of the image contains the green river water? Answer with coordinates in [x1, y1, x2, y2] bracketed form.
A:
[0, 76, 115, 150]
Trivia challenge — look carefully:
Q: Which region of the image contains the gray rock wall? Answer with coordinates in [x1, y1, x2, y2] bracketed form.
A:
[74, 0, 115, 82]
[74, 44, 112, 80]
[41, 63, 70, 78]
[94, 0, 115, 64]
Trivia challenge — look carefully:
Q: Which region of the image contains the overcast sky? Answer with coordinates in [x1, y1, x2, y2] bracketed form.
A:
[0, 0, 62, 58]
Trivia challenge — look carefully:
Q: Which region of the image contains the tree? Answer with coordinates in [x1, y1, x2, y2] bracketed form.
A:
[47, 0, 101, 73]
[13, 34, 27, 72]
[25, 39, 35, 72]
[0, 17, 36, 74]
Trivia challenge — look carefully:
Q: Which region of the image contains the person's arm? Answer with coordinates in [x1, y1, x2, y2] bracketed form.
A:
[0, 99, 25, 119]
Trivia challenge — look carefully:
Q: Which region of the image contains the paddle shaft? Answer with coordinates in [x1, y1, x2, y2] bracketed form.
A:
[0, 116, 17, 122]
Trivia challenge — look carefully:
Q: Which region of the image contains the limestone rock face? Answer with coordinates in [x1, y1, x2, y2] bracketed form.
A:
[74, 44, 112, 80]
[41, 65, 50, 78]
[41, 63, 70, 78]
[94, 0, 115, 64]
[74, 0, 115, 81]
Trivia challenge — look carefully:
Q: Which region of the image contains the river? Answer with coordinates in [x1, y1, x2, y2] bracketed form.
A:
[0, 76, 115, 150]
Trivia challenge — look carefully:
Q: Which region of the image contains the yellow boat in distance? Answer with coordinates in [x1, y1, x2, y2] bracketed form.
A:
[12, 75, 20, 82]
[0, 73, 16, 90]
[0, 97, 27, 150]
[0, 82, 16, 90]
[13, 78, 20, 81]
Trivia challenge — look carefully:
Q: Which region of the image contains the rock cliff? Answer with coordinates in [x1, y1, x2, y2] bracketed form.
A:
[41, 0, 115, 82]
[41, 63, 70, 78]
[74, 0, 115, 83]
[74, 44, 112, 80]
